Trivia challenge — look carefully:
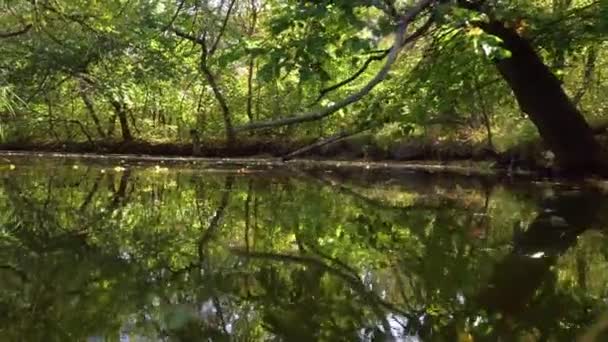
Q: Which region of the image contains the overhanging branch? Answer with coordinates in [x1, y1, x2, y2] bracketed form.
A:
[234, 0, 436, 133]
[313, 51, 389, 105]
[313, 13, 435, 104]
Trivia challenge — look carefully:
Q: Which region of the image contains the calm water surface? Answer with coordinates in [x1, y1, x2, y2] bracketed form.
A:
[1, 156, 608, 341]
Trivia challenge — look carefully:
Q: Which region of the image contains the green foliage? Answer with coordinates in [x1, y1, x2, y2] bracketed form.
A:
[0, 0, 607, 154]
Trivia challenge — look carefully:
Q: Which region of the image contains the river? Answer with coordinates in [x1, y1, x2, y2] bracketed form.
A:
[1, 155, 607, 341]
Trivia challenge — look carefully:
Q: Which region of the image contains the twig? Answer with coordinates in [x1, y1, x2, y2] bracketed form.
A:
[161, 0, 186, 32]
[281, 128, 370, 161]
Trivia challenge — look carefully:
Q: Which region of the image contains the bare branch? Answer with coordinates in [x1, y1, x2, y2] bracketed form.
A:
[209, 0, 237, 56]
[281, 128, 370, 161]
[234, 0, 436, 133]
[161, 0, 186, 32]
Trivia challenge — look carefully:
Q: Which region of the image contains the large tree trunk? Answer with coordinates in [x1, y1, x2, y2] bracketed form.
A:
[480, 21, 605, 175]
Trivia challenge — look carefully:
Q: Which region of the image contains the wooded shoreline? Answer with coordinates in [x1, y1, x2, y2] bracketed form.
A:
[0, 140, 556, 179]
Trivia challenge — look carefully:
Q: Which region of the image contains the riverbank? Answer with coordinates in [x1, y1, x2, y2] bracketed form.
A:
[3, 122, 607, 175]
[0, 139, 293, 158]
[0, 136, 530, 167]
[3, 149, 608, 194]
[0, 135, 553, 176]
[0, 148, 539, 182]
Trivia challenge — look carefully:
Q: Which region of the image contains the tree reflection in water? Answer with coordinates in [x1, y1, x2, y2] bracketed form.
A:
[0, 159, 607, 341]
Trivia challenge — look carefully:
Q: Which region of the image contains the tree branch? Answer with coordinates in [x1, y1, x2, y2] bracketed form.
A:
[245, 0, 259, 123]
[171, 27, 207, 46]
[172, 14, 235, 141]
[32, 0, 99, 34]
[0, 24, 32, 38]
[200, 60, 235, 141]
[231, 249, 415, 321]
[197, 176, 233, 261]
[281, 128, 370, 161]
[313, 13, 435, 104]
[209, 0, 237, 56]
[161, 0, 186, 32]
[572, 45, 597, 105]
[234, 0, 436, 133]
[313, 51, 389, 105]
[78, 78, 106, 138]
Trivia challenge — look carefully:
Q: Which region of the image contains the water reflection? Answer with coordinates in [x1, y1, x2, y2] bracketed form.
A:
[0, 159, 607, 341]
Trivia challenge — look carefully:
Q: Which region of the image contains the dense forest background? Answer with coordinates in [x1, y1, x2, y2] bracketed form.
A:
[1, 0, 607, 171]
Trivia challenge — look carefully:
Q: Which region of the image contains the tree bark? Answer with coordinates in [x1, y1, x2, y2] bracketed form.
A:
[200, 62, 235, 143]
[107, 114, 117, 138]
[245, 0, 259, 123]
[109, 99, 133, 142]
[190, 129, 201, 156]
[246, 59, 256, 123]
[78, 80, 106, 138]
[480, 20, 605, 175]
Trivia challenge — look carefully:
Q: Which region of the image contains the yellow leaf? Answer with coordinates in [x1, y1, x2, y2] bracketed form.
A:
[468, 27, 483, 36]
